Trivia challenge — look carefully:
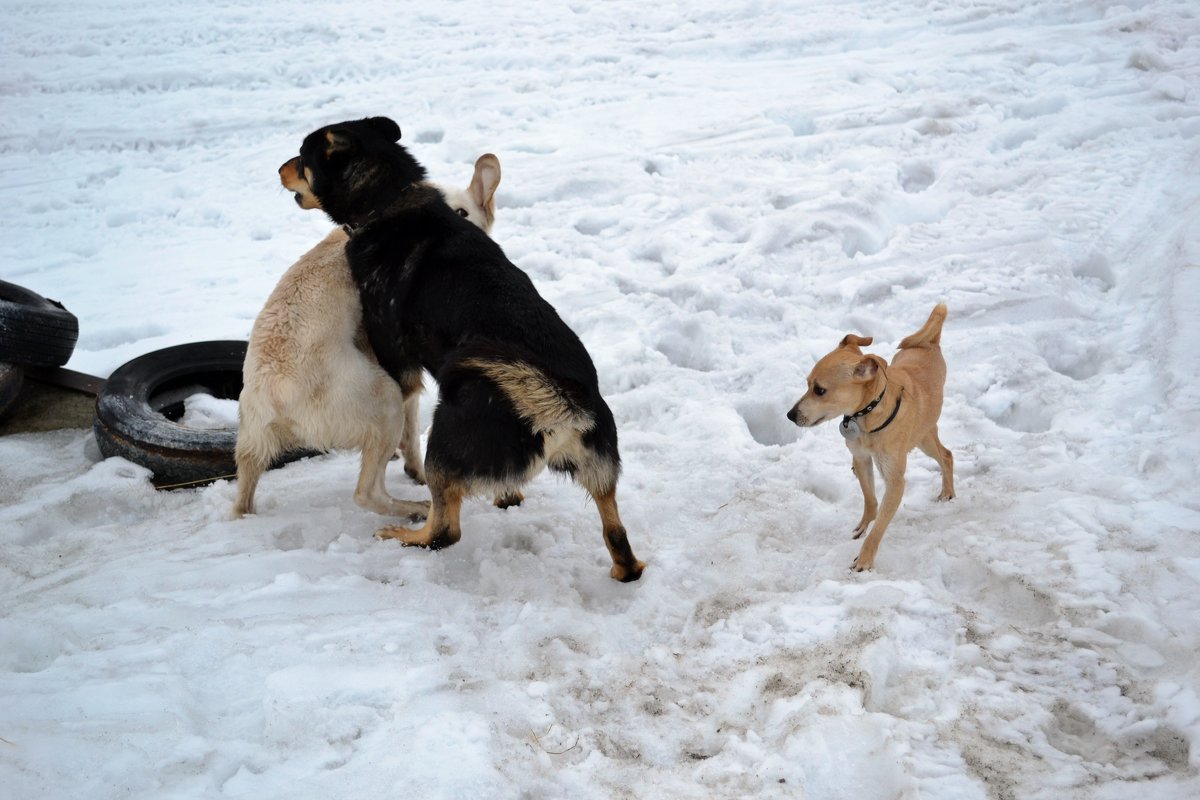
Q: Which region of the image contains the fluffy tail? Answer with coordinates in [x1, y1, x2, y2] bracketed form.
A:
[459, 357, 595, 434]
[898, 303, 948, 349]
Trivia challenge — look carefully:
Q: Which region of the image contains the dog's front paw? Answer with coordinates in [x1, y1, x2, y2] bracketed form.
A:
[380, 498, 430, 520]
[852, 509, 876, 539]
[938, 490, 954, 501]
[850, 555, 875, 572]
[376, 524, 460, 550]
[850, 545, 877, 572]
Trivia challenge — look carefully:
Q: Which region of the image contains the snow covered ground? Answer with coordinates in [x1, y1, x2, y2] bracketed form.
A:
[2, 0, 1199, 797]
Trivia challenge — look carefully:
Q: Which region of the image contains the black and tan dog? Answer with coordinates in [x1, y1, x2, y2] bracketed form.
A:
[279, 116, 644, 582]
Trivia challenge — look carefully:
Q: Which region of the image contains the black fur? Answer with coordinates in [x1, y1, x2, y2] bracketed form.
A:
[293, 117, 621, 489]
[298, 116, 425, 228]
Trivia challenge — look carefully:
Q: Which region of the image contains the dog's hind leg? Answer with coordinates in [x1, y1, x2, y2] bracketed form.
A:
[590, 485, 645, 583]
[918, 427, 955, 501]
[851, 454, 877, 539]
[232, 448, 268, 518]
[565, 445, 643, 582]
[232, 419, 286, 518]
[355, 428, 429, 519]
[375, 468, 462, 549]
[851, 452, 907, 572]
[399, 392, 426, 485]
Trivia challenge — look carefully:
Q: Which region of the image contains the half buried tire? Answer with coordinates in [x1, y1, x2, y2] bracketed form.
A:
[94, 340, 316, 489]
[0, 279, 80, 368]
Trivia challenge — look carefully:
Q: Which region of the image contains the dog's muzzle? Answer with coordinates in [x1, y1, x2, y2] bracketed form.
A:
[787, 405, 823, 427]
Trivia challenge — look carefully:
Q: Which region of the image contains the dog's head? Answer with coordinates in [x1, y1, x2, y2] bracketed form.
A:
[787, 334, 887, 427]
[278, 116, 427, 226]
[433, 153, 502, 234]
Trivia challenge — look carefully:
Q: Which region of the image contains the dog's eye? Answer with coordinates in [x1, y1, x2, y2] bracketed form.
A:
[455, 208, 469, 218]
[813, 385, 826, 396]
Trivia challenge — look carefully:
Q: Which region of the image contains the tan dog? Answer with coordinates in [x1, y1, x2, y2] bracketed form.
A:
[787, 304, 954, 571]
[232, 154, 501, 518]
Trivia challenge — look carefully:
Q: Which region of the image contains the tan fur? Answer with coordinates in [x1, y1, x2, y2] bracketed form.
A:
[232, 155, 502, 519]
[459, 358, 595, 433]
[279, 158, 322, 210]
[788, 304, 954, 572]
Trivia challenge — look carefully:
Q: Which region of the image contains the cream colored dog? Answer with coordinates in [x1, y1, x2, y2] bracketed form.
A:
[232, 154, 501, 518]
[787, 304, 954, 571]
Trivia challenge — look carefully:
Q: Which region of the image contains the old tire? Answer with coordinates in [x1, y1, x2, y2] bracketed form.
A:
[93, 340, 315, 489]
[0, 279, 80, 368]
[0, 362, 23, 420]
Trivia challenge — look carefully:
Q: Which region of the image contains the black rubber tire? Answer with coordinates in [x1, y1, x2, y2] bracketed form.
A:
[0, 362, 23, 421]
[93, 340, 316, 489]
[0, 279, 80, 368]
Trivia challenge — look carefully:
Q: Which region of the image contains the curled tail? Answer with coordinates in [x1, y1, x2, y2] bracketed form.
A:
[898, 303, 948, 349]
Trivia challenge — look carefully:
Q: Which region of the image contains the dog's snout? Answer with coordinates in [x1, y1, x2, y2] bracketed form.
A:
[786, 406, 798, 424]
[279, 156, 300, 181]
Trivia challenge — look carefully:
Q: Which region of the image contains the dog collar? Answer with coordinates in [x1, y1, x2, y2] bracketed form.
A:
[866, 393, 902, 433]
[840, 386, 902, 436]
[844, 386, 886, 425]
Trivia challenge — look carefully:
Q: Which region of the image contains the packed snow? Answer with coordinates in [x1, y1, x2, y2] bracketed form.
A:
[2, 0, 1199, 797]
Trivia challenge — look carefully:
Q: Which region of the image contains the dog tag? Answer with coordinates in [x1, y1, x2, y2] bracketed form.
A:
[840, 417, 861, 440]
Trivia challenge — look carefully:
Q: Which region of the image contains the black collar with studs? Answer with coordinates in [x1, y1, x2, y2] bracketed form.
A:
[843, 385, 902, 434]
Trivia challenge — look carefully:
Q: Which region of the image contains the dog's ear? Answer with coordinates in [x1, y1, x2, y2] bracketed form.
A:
[469, 153, 501, 209]
[852, 354, 886, 381]
[839, 334, 873, 351]
[364, 116, 402, 142]
[325, 128, 355, 156]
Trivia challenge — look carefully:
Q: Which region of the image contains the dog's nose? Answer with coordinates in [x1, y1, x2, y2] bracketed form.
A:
[786, 407, 798, 423]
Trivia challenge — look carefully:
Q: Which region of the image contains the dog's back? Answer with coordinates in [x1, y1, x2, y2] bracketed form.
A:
[240, 228, 379, 448]
[244, 229, 361, 396]
[348, 199, 602, 400]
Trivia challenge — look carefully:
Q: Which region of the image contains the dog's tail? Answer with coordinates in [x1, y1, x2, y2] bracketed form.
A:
[459, 357, 596, 434]
[899, 303, 948, 349]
